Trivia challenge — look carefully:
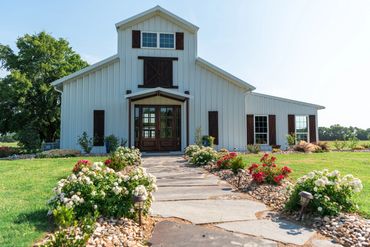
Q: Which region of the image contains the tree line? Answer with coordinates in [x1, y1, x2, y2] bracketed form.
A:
[319, 124, 370, 141]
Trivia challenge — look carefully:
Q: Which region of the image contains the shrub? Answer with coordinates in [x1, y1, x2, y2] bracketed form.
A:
[195, 127, 202, 146]
[18, 125, 41, 152]
[247, 154, 292, 185]
[272, 148, 281, 153]
[47, 161, 157, 221]
[293, 141, 321, 153]
[190, 147, 218, 166]
[216, 152, 238, 169]
[333, 140, 346, 150]
[285, 169, 363, 216]
[0, 133, 16, 142]
[77, 132, 93, 154]
[286, 133, 296, 147]
[36, 149, 81, 158]
[347, 137, 359, 150]
[184, 144, 201, 158]
[362, 143, 370, 149]
[316, 141, 330, 152]
[0, 146, 21, 158]
[104, 134, 119, 153]
[230, 156, 247, 174]
[247, 144, 260, 154]
[72, 160, 92, 173]
[202, 135, 215, 147]
[105, 146, 141, 171]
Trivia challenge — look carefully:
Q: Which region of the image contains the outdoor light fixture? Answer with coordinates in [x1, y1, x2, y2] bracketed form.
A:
[237, 168, 246, 189]
[298, 191, 313, 220]
[133, 194, 147, 226]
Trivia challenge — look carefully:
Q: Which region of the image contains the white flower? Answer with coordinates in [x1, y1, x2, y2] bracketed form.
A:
[130, 208, 135, 213]
[328, 170, 340, 177]
[112, 186, 122, 195]
[318, 207, 323, 212]
[307, 172, 315, 179]
[133, 185, 148, 197]
[93, 205, 98, 210]
[314, 179, 326, 187]
[314, 187, 318, 192]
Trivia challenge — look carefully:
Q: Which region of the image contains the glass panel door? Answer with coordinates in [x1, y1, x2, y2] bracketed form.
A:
[142, 107, 156, 139]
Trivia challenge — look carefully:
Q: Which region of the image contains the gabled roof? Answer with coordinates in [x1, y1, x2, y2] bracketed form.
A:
[51, 55, 119, 88]
[125, 87, 192, 102]
[250, 92, 325, 110]
[115, 5, 199, 33]
[196, 57, 256, 91]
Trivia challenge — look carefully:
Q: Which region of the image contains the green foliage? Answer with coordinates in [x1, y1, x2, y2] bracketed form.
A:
[190, 147, 218, 166]
[52, 206, 75, 228]
[319, 124, 370, 141]
[195, 127, 202, 146]
[36, 149, 81, 158]
[104, 134, 119, 153]
[202, 135, 215, 147]
[247, 144, 260, 154]
[17, 125, 41, 152]
[105, 146, 141, 171]
[333, 139, 347, 150]
[285, 169, 363, 216]
[286, 133, 296, 147]
[0, 32, 88, 142]
[0, 133, 16, 142]
[77, 132, 93, 154]
[230, 156, 246, 174]
[0, 146, 22, 157]
[347, 136, 359, 150]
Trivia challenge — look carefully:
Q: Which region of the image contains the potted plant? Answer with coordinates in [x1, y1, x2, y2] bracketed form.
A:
[104, 134, 119, 153]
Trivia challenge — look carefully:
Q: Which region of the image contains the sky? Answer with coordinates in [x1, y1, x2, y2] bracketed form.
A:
[1, 0, 370, 128]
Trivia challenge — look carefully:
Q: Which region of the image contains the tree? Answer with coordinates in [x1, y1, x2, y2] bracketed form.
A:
[0, 32, 88, 144]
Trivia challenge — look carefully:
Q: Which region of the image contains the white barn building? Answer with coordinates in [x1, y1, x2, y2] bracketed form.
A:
[52, 6, 324, 153]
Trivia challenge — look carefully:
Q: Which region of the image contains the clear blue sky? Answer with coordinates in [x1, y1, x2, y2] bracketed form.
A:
[1, 0, 370, 128]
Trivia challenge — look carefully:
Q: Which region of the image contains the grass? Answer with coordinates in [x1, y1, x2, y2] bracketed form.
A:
[0, 156, 106, 247]
[323, 140, 370, 150]
[0, 142, 19, 147]
[242, 152, 370, 218]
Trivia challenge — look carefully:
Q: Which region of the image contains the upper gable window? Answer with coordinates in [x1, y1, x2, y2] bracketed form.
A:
[141, 32, 175, 49]
[142, 32, 157, 48]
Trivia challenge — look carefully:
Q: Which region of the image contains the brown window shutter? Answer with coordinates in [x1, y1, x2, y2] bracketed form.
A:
[176, 32, 184, 50]
[247, 114, 254, 145]
[93, 110, 105, 146]
[132, 30, 141, 48]
[309, 115, 317, 143]
[268, 115, 276, 145]
[288, 114, 295, 135]
[208, 111, 219, 145]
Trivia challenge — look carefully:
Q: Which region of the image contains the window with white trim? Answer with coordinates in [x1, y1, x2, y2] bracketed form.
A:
[255, 116, 268, 144]
[142, 32, 175, 49]
[295, 115, 308, 142]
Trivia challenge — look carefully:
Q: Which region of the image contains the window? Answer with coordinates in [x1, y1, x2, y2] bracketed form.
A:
[255, 116, 268, 144]
[160, 33, 174, 48]
[141, 32, 175, 49]
[142, 32, 157, 48]
[295, 115, 308, 142]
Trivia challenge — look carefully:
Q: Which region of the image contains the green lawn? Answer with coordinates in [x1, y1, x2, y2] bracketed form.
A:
[242, 152, 370, 218]
[0, 156, 106, 247]
[0, 142, 19, 147]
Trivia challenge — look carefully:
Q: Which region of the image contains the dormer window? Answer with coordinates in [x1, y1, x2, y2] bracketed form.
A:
[141, 32, 175, 49]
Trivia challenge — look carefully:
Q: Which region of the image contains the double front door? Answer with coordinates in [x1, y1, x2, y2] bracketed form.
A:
[134, 105, 181, 151]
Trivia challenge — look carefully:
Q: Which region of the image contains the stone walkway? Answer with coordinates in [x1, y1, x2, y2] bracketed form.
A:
[143, 156, 338, 247]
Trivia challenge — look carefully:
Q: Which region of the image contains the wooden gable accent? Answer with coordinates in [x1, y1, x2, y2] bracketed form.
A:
[247, 114, 254, 145]
[208, 111, 219, 145]
[288, 114, 295, 135]
[268, 115, 276, 146]
[309, 115, 317, 143]
[176, 32, 184, 50]
[93, 110, 105, 146]
[132, 30, 141, 48]
[139, 57, 178, 88]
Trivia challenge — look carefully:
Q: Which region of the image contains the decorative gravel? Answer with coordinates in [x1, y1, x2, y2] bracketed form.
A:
[204, 163, 370, 247]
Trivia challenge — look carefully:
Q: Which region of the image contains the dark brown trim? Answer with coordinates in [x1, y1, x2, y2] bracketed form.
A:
[138, 56, 178, 60]
[128, 99, 132, 147]
[268, 115, 276, 146]
[288, 114, 295, 135]
[176, 32, 184, 50]
[309, 115, 317, 143]
[247, 114, 254, 145]
[129, 92, 187, 102]
[186, 98, 189, 147]
[138, 85, 178, 89]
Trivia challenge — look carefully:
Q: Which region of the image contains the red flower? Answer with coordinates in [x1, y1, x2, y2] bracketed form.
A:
[262, 163, 267, 167]
[104, 159, 112, 165]
[73, 159, 92, 173]
[282, 166, 292, 174]
[248, 163, 259, 174]
[272, 164, 277, 167]
[229, 152, 238, 157]
[260, 153, 269, 162]
[273, 174, 285, 184]
[271, 156, 276, 162]
[252, 172, 265, 183]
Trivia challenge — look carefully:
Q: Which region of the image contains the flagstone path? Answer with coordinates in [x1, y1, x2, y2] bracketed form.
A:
[142, 156, 339, 247]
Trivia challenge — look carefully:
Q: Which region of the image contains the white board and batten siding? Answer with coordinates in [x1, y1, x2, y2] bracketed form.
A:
[246, 92, 320, 149]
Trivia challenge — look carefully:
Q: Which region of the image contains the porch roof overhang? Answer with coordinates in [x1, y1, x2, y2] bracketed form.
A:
[124, 87, 192, 102]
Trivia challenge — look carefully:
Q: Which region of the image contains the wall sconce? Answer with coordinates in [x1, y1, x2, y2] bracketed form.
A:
[133, 194, 147, 226]
[298, 191, 313, 220]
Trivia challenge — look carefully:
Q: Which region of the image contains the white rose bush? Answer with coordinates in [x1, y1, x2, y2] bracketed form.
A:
[285, 169, 363, 216]
[190, 147, 218, 166]
[104, 146, 141, 171]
